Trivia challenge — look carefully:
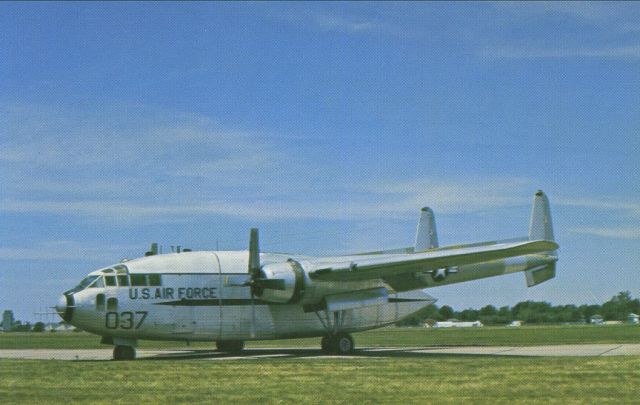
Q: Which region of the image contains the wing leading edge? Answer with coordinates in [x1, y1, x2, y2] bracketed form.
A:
[308, 239, 558, 282]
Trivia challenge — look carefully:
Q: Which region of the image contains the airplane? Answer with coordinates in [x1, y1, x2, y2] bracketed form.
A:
[56, 190, 558, 360]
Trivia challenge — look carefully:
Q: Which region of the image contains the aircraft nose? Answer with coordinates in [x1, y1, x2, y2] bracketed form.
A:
[55, 294, 75, 323]
[55, 295, 66, 317]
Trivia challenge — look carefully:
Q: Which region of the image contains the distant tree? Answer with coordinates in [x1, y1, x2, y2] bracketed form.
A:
[395, 304, 439, 326]
[479, 305, 497, 316]
[32, 322, 45, 332]
[438, 305, 455, 321]
[12, 321, 32, 332]
[602, 291, 639, 321]
[578, 304, 601, 322]
[395, 291, 638, 326]
[512, 301, 553, 323]
[496, 306, 512, 324]
[458, 309, 479, 322]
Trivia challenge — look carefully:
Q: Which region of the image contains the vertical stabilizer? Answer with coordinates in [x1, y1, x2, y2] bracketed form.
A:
[525, 190, 557, 287]
[415, 207, 438, 251]
[529, 190, 554, 241]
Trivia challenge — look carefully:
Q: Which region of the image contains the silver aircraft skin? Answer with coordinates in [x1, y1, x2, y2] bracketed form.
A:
[56, 191, 558, 360]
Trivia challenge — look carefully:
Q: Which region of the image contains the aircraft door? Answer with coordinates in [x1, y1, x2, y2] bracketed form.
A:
[166, 253, 222, 340]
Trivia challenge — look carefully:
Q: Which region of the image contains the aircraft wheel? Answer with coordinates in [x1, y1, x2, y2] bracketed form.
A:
[321, 336, 331, 353]
[113, 345, 136, 361]
[331, 333, 354, 354]
[216, 340, 245, 353]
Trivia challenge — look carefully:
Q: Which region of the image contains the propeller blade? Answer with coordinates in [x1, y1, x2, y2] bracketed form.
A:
[248, 228, 260, 338]
[248, 228, 260, 277]
[253, 278, 286, 291]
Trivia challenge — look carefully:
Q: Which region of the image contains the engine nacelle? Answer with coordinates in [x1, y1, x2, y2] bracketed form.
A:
[254, 260, 305, 304]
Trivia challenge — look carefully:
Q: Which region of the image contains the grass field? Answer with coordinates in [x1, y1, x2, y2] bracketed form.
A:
[1, 356, 639, 404]
[1, 324, 639, 349]
[1, 325, 639, 404]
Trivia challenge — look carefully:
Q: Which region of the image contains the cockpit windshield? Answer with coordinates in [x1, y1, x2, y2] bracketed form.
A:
[64, 275, 100, 294]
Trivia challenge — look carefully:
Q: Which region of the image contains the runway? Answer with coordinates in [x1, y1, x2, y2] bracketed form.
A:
[2, 344, 640, 361]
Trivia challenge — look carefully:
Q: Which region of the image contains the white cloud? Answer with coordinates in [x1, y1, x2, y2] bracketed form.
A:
[483, 45, 640, 60]
[569, 227, 640, 240]
[0, 103, 283, 198]
[492, 2, 636, 24]
[361, 177, 533, 214]
[483, 3, 640, 61]
[0, 240, 134, 262]
[556, 198, 640, 217]
[274, 8, 405, 37]
[0, 104, 277, 175]
[0, 177, 538, 222]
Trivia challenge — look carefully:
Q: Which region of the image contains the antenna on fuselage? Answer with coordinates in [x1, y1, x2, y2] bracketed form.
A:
[145, 243, 159, 257]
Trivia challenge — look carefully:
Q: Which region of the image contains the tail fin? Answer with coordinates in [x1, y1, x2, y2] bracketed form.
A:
[529, 190, 554, 241]
[525, 190, 558, 287]
[415, 207, 438, 251]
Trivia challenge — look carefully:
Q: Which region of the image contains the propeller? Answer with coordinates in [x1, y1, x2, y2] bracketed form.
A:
[248, 228, 260, 338]
[244, 228, 287, 337]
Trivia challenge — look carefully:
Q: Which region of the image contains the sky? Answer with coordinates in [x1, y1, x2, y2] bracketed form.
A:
[1, 2, 639, 322]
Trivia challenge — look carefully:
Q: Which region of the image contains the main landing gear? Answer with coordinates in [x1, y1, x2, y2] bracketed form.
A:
[314, 308, 355, 354]
[216, 340, 245, 353]
[321, 332, 355, 354]
[113, 345, 136, 361]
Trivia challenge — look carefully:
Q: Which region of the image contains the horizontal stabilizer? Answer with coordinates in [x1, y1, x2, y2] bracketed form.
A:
[525, 263, 556, 287]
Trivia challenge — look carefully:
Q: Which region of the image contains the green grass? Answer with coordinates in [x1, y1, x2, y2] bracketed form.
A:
[2, 325, 640, 404]
[1, 356, 639, 404]
[1, 324, 639, 349]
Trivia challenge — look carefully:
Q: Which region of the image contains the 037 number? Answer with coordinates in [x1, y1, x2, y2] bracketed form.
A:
[105, 311, 148, 329]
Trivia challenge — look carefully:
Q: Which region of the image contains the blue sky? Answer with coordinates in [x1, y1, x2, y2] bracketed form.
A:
[1, 2, 639, 321]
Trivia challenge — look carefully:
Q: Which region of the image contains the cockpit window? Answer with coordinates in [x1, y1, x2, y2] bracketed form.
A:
[117, 275, 129, 286]
[89, 276, 104, 288]
[65, 275, 99, 294]
[104, 275, 117, 287]
[114, 265, 128, 274]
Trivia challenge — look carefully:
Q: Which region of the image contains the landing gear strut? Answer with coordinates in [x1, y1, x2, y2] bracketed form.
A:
[216, 340, 245, 353]
[113, 345, 136, 361]
[315, 308, 355, 354]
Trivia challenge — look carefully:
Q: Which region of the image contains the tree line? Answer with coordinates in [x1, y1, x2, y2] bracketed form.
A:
[397, 291, 640, 326]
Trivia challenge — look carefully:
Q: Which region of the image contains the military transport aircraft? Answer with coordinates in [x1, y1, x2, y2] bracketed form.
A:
[56, 191, 558, 360]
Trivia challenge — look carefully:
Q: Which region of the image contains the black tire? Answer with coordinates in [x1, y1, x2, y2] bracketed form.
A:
[216, 340, 245, 353]
[321, 336, 331, 353]
[113, 345, 135, 361]
[332, 332, 354, 354]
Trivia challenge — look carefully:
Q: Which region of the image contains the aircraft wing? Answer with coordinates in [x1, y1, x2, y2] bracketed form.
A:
[308, 240, 558, 282]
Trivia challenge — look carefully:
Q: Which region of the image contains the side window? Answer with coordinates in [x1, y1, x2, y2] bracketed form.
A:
[96, 293, 105, 311]
[117, 275, 129, 287]
[131, 274, 147, 286]
[107, 297, 118, 312]
[104, 276, 116, 287]
[149, 274, 162, 286]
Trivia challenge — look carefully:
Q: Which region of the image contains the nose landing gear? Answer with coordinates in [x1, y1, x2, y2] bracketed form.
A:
[113, 345, 136, 361]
